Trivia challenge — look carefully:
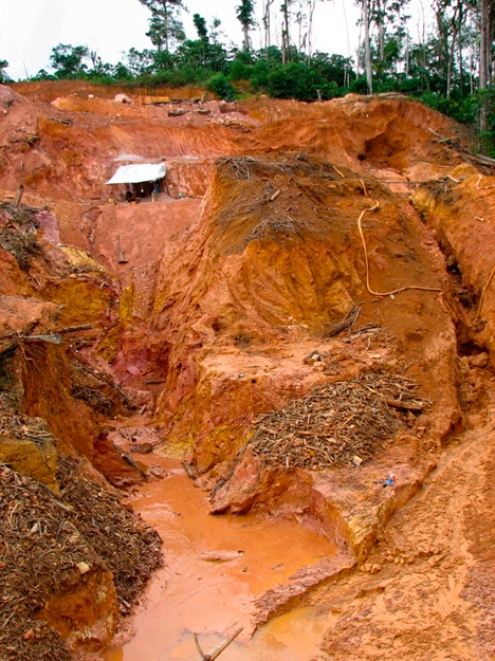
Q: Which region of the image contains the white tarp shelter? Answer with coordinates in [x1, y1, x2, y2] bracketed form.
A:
[105, 163, 166, 185]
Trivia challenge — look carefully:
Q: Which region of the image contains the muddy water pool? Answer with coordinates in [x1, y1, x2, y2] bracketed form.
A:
[102, 459, 336, 661]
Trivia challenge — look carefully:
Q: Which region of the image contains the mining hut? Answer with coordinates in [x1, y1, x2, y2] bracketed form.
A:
[105, 162, 166, 201]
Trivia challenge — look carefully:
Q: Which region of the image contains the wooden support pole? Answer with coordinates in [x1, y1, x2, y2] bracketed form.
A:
[13, 184, 24, 209]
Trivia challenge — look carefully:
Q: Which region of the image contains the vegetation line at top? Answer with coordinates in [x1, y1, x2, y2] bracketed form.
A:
[2, 0, 495, 153]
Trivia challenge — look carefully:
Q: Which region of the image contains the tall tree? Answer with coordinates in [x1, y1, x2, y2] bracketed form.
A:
[49, 44, 89, 79]
[263, 0, 276, 49]
[359, 0, 373, 93]
[292, 1, 306, 52]
[305, 0, 319, 61]
[236, 0, 256, 51]
[281, 1, 292, 63]
[479, 0, 495, 88]
[138, 0, 186, 53]
[479, 0, 495, 131]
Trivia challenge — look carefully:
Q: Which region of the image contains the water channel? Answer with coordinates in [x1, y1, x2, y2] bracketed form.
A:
[102, 458, 337, 661]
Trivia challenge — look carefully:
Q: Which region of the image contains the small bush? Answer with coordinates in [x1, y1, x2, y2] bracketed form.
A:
[264, 62, 335, 102]
[207, 73, 235, 101]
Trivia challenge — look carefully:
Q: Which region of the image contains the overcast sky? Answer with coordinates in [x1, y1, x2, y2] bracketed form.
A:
[1, 1, 430, 82]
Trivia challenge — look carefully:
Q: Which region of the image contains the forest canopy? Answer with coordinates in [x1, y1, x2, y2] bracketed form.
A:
[5, 0, 495, 151]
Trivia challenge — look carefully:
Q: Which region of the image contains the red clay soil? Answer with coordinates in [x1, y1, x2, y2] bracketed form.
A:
[1, 80, 495, 659]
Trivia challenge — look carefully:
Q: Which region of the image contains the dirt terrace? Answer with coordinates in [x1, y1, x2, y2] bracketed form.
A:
[1, 80, 495, 659]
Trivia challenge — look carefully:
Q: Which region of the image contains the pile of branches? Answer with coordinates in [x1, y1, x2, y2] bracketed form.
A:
[0, 455, 162, 661]
[69, 357, 136, 416]
[249, 369, 423, 470]
[0, 201, 42, 271]
[217, 154, 344, 183]
[0, 465, 98, 661]
[57, 456, 162, 612]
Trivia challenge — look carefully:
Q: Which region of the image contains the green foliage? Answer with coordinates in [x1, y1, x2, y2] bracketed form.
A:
[50, 44, 90, 79]
[311, 53, 355, 87]
[0, 60, 11, 83]
[32, 69, 55, 81]
[206, 73, 235, 100]
[236, 0, 256, 27]
[126, 48, 156, 77]
[263, 62, 339, 102]
[193, 14, 208, 41]
[250, 59, 271, 89]
[229, 58, 253, 81]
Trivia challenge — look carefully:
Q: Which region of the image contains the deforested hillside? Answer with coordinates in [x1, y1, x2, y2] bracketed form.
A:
[2, 81, 495, 660]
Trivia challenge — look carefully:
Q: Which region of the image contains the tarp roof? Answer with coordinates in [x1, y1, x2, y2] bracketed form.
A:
[105, 163, 166, 185]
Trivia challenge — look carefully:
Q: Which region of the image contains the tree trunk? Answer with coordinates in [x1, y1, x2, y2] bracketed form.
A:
[263, 0, 274, 50]
[307, 0, 317, 63]
[480, 0, 490, 132]
[243, 24, 249, 51]
[362, 0, 373, 94]
[405, 33, 409, 77]
[281, 2, 291, 64]
[446, 17, 459, 100]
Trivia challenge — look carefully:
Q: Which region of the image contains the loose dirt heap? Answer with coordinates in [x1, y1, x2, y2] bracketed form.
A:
[2, 80, 495, 659]
[0, 396, 162, 661]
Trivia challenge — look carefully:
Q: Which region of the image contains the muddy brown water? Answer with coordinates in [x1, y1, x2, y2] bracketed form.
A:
[102, 458, 336, 661]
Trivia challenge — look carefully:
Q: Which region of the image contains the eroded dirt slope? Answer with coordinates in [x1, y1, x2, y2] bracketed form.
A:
[2, 81, 495, 660]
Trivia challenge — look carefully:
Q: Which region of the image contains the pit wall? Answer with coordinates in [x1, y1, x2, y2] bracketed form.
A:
[12, 81, 208, 105]
[413, 171, 495, 368]
[145, 155, 461, 571]
[150, 156, 460, 459]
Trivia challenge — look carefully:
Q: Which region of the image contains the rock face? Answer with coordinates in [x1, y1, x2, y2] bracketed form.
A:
[3, 81, 495, 659]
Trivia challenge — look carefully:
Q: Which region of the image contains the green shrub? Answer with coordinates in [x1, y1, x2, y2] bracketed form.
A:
[206, 73, 235, 100]
[264, 62, 333, 102]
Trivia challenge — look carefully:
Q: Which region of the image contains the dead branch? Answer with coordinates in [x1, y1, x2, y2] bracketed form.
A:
[475, 263, 495, 323]
[13, 185, 24, 209]
[428, 127, 495, 167]
[111, 441, 147, 477]
[23, 334, 62, 345]
[57, 324, 94, 334]
[427, 127, 457, 144]
[194, 628, 243, 661]
[182, 460, 197, 480]
[385, 398, 424, 412]
[323, 306, 361, 337]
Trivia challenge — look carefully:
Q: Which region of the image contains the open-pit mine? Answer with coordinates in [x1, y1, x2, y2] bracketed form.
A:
[2, 81, 495, 661]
